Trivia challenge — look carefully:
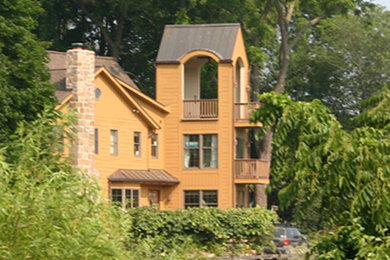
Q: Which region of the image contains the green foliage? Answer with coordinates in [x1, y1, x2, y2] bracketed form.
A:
[251, 90, 390, 257]
[38, 0, 181, 97]
[287, 7, 390, 127]
[126, 206, 277, 258]
[200, 60, 218, 99]
[315, 220, 390, 259]
[0, 109, 130, 259]
[355, 85, 390, 130]
[0, 0, 56, 143]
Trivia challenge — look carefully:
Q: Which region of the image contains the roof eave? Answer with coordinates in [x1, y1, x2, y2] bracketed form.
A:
[95, 67, 161, 130]
[55, 93, 74, 111]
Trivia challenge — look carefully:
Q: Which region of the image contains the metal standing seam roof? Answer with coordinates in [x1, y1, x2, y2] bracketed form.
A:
[156, 23, 240, 64]
[108, 169, 179, 185]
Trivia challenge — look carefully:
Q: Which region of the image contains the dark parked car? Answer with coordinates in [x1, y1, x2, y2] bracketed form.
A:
[265, 225, 309, 254]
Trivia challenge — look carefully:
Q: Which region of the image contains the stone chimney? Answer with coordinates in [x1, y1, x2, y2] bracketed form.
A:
[66, 46, 99, 178]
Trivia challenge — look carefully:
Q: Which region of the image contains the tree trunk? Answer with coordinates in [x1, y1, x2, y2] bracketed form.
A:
[255, 0, 292, 207]
[255, 183, 267, 207]
[274, 51, 289, 93]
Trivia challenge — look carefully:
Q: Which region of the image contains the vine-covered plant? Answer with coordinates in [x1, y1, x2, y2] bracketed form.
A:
[251, 88, 390, 258]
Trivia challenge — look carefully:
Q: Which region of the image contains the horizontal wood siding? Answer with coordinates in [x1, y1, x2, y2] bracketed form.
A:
[94, 75, 170, 209]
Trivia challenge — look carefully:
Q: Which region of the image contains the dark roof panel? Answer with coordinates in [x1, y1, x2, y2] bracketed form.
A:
[109, 169, 179, 185]
[47, 50, 139, 91]
[156, 23, 240, 63]
[55, 89, 72, 103]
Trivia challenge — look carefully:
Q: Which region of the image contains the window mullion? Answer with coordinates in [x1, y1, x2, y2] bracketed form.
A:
[199, 135, 203, 168]
[131, 189, 134, 208]
[132, 189, 136, 208]
[122, 189, 125, 208]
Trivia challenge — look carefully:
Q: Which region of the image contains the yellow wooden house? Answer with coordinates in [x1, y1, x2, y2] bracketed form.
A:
[49, 23, 269, 210]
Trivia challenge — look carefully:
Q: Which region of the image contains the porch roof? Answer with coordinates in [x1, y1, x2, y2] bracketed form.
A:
[108, 169, 179, 185]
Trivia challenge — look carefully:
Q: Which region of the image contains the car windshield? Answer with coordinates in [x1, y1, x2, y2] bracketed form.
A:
[274, 228, 285, 238]
[287, 228, 302, 238]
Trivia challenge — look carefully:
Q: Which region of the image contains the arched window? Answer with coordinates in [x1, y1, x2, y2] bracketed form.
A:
[235, 58, 246, 120]
[235, 58, 245, 103]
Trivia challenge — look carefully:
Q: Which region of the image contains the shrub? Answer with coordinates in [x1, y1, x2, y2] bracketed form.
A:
[0, 110, 130, 259]
[126, 206, 277, 258]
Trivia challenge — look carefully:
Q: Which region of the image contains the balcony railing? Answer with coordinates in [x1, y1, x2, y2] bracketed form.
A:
[234, 159, 270, 180]
[234, 102, 261, 122]
[183, 99, 218, 119]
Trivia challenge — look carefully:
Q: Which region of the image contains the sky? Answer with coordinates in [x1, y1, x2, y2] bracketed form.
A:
[372, 0, 390, 10]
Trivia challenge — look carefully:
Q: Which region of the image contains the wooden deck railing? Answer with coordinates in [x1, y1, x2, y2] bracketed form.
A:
[234, 159, 270, 179]
[234, 102, 261, 122]
[183, 99, 218, 119]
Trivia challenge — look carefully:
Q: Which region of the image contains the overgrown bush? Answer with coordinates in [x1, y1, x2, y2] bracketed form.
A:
[0, 110, 130, 259]
[126, 206, 277, 258]
[252, 90, 390, 258]
[315, 219, 390, 259]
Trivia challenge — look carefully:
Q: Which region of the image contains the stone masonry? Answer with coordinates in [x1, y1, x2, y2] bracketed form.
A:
[66, 47, 99, 178]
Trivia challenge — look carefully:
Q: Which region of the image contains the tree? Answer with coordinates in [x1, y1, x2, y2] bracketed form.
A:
[0, 110, 130, 258]
[251, 89, 390, 257]
[37, 0, 181, 97]
[286, 7, 390, 128]
[266, 6, 390, 222]
[0, 0, 56, 143]
[34, 0, 82, 52]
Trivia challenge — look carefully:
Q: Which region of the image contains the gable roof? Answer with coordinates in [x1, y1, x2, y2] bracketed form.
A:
[120, 83, 170, 113]
[47, 50, 139, 103]
[156, 23, 240, 64]
[95, 67, 161, 130]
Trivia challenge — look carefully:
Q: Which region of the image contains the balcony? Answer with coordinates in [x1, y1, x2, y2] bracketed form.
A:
[234, 102, 262, 127]
[234, 159, 270, 184]
[183, 99, 218, 120]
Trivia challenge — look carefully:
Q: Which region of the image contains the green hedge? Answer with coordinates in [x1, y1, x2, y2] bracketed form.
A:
[126, 206, 277, 258]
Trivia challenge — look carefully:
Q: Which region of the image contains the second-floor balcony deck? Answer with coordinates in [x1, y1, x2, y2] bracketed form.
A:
[183, 99, 218, 119]
[182, 100, 263, 126]
[234, 159, 270, 184]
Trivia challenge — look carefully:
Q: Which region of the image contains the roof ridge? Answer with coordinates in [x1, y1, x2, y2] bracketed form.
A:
[96, 56, 115, 61]
[47, 50, 116, 61]
[47, 50, 66, 55]
[165, 23, 240, 28]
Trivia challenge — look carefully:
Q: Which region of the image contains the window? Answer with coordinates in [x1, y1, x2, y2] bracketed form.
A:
[151, 133, 158, 158]
[184, 190, 218, 209]
[236, 189, 245, 208]
[184, 134, 217, 168]
[110, 130, 118, 155]
[111, 188, 139, 209]
[94, 128, 99, 154]
[134, 132, 141, 157]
